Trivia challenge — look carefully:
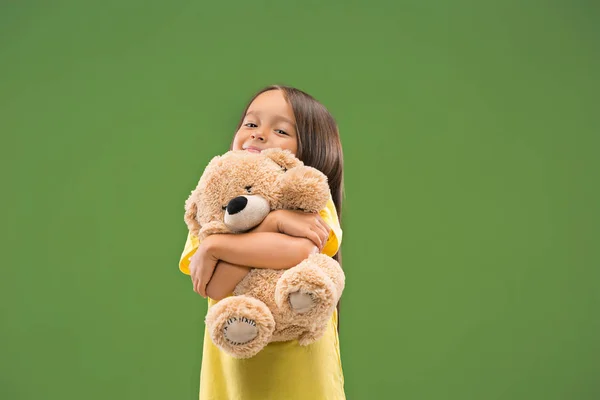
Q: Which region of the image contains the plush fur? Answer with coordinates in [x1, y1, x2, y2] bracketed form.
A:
[185, 149, 345, 358]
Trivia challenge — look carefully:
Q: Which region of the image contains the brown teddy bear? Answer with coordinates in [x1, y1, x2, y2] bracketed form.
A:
[184, 148, 345, 359]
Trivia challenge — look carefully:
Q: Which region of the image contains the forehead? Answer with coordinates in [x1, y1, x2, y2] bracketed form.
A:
[247, 90, 295, 120]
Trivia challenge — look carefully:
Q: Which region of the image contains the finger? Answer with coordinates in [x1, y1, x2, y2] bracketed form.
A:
[193, 274, 204, 297]
[320, 232, 329, 250]
[318, 222, 330, 239]
[309, 213, 325, 232]
[312, 222, 329, 246]
[199, 281, 206, 297]
[315, 232, 327, 251]
[315, 222, 329, 240]
[316, 215, 330, 233]
[320, 226, 331, 249]
[200, 269, 213, 298]
[307, 230, 322, 249]
[193, 275, 201, 295]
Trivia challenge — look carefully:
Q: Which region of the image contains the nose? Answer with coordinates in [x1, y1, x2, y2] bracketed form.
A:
[251, 131, 265, 141]
[226, 196, 248, 215]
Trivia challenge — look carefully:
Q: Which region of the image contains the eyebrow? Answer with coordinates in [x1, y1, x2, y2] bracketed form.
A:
[246, 110, 295, 126]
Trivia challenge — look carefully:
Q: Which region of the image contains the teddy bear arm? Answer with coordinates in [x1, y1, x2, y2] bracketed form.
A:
[198, 221, 231, 241]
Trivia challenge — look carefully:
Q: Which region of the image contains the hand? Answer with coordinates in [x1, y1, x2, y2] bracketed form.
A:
[272, 209, 330, 251]
[189, 236, 220, 298]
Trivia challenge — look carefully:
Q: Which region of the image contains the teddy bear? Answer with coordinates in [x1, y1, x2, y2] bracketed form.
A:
[184, 148, 345, 359]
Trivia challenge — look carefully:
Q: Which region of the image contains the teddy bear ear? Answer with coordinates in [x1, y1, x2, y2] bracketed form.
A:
[203, 154, 225, 173]
[262, 148, 303, 171]
[184, 194, 201, 237]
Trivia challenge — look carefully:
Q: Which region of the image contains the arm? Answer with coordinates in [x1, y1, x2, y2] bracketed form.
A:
[205, 210, 300, 300]
[192, 210, 330, 297]
[206, 261, 251, 301]
[193, 233, 316, 297]
[206, 232, 317, 269]
[204, 210, 325, 300]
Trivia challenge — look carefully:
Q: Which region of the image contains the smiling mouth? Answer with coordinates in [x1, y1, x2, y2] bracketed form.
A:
[244, 147, 262, 153]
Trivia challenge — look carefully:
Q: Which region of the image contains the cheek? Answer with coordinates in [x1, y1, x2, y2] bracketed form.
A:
[282, 138, 298, 155]
[231, 132, 243, 150]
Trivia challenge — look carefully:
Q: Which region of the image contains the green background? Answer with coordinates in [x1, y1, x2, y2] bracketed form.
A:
[2, 0, 599, 399]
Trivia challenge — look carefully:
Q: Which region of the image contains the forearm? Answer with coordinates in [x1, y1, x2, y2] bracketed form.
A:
[206, 261, 250, 301]
[203, 231, 315, 300]
[205, 232, 318, 269]
[248, 211, 279, 233]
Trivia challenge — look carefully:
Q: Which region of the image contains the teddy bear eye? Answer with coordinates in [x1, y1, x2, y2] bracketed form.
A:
[245, 185, 252, 193]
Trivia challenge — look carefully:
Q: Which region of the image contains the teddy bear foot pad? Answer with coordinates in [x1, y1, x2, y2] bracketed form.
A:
[223, 317, 258, 345]
[275, 263, 337, 320]
[205, 295, 276, 359]
[288, 292, 317, 313]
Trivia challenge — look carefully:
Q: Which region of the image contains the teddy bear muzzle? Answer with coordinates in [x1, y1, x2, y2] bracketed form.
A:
[224, 195, 271, 233]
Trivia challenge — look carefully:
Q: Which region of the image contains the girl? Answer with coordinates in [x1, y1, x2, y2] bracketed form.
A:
[179, 85, 345, 400]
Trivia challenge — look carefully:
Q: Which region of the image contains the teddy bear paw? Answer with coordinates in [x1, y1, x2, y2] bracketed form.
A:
[297, 322, 329, 346]
[275, 264, 337, 320]
[205, 295, 275, 359]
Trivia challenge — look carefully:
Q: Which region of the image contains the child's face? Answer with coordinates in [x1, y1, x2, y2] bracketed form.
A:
[232, 90, 298, 155]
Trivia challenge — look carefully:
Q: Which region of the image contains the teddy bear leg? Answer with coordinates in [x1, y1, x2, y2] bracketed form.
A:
[205, 295, 275, 359]
[305, 253, 346, 300]
[274, 260, 337, 320]
[297, 319, 330, 346]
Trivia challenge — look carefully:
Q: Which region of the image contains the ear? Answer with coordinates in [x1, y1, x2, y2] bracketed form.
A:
[184, 193, 201, 236]
[262, 148, 303, 171]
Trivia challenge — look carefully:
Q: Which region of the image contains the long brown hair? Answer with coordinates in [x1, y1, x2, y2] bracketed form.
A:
[232, 84, 345, 328]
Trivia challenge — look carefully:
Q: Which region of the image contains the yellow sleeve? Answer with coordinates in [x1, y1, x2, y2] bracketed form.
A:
[319, 198, 343, 257]
[179, 232, 200, 275]
[178, 198, 342, 274]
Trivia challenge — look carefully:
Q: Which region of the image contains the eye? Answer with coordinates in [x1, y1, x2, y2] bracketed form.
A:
[245, 123, 258, 128]
[245, 185, 252, 193]
[275, 129, 288, 136]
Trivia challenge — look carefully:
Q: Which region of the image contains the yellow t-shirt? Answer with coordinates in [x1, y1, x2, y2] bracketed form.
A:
[179, 199, 345, 400]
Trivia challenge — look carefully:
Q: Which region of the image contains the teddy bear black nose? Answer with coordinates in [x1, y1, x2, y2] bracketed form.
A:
[226, 196, 248, 215]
